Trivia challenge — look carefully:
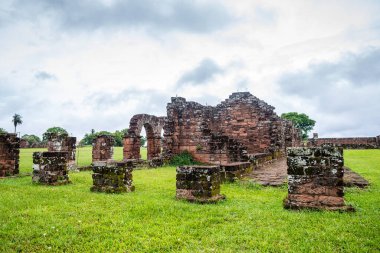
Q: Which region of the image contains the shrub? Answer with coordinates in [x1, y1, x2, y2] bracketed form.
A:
[169, 151, 201, 166]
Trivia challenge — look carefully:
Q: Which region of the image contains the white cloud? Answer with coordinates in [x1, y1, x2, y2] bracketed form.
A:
[0, 0, 379, 139]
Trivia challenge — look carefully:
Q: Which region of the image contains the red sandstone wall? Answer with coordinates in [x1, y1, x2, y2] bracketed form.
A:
[0, 133, 20, 176]
[163, 92, 301, 163]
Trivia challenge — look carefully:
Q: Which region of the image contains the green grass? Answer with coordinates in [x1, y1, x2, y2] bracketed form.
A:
[1, 149, 379, 252]
[18, 147, 147, 173]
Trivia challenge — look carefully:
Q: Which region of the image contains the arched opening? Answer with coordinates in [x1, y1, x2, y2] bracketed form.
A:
[123, 114, 166, 161]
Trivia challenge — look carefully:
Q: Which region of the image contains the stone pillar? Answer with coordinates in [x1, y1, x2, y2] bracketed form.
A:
[92, 135, 114, 162]
[47, 133, 77, 168]
[0, 133, 20, 177]
[91, 160, 135, 193]
[376, 135, 380, 147]
[284, 146, 354, 211]
[176, 165, 225, 203]
[32, 151, 70, 185]
[313, 133, 319, 139]
[147, 135, 161, 160]
[123, 135, 141, 160]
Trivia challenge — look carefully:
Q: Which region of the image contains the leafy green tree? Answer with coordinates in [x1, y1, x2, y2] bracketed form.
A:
[22, 134, 42, 146]
[80, 129, 128, 146]
[114, 129, 129, 147]
[281, 112, 316, 139]
[0, 128, 7, 134]
[42, 127, 68, 141]
[140, 136, 146, 147]
[12, 114, 22, 133]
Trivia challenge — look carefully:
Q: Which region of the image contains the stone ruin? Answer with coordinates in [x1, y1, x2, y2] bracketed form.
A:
[46, 132, 77, 168]
[162, 92, 301, 165]
[92, 135, 114, 162]
[123, 114, 165, 163]
[176, 165, 225, 203]
[309, 133, 380, 149]
[284, 145, 354, 211]
[32, 151, 71, 185]
[0, 133, 20, 177]
[123, 92, 301, 170]
[91, 160, 135, 193]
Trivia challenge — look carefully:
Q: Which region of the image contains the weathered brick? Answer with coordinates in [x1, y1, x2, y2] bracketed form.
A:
[284, 145, 353, 211]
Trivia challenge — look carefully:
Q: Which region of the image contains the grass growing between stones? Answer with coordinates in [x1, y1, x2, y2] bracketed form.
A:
[1, 149, 379, 252]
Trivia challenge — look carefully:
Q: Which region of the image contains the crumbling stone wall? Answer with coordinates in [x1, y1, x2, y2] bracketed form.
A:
[309, 134, 380, 149]
[0, 133, 20, 177]
[220, 162, 252, 182]
[91, 160, 135, 193]
[163, 92, 301, 164]
[46, 133, 77, 166]
[92, 135, 114, 162]
[32, 151, 70, 185]
[123, 114, 165, 160]
[284, 146, 353, 211]
[176, 165, 225, 203]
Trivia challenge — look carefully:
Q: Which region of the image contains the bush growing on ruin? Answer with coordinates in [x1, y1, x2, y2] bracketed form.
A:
[0, 128, 7, 134]
[281, 112, 316, 139]
[169, 151, 201, 166]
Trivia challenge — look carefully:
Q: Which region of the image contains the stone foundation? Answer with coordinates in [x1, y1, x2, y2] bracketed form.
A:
[0, 133, 20, 177]
[92, 135, 114, 162]
[32, 151, 71, 185]
[220, 162, 252, 182]
[91, 160, 135, 193]
[176, 165, 225, 203]
[284, 146, 354, 211]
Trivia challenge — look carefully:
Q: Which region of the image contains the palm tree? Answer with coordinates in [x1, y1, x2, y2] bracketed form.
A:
[12, 114, 23, 134]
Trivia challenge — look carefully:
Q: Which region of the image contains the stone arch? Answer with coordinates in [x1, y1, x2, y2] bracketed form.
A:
[123, 114, 166, 160]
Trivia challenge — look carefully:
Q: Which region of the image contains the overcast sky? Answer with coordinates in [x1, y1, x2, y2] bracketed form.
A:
[1, 0, 379, 139]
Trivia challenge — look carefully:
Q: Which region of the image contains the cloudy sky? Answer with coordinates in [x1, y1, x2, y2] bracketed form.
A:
[1, 0, 379, 139]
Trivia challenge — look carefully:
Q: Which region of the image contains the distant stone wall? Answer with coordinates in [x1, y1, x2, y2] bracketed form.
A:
[0, 133, 20, 177]
[176, 165, 225, 203]
[92, 135, 114, 162]
[163, 92, 301, 164]
[91, 160, 135, 193]
[32, 151, 70, 185]
[284, 146, 353, 211]
[309, 134, 380, 149]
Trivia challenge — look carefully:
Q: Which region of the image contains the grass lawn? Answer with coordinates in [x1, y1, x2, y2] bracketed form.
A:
[18, 146, 148, 174]
[1, 149, 379, 252]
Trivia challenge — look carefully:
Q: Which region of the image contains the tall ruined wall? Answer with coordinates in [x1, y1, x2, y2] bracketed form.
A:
[309, 135, 380, 149]
[163, 92, 301, 164]
[0, 133, 20, 177]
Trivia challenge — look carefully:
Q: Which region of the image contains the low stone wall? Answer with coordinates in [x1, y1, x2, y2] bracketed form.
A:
[0, 133, 20, 177]
[32, 151, 70, 185]
[176, 165, 225, 203]
[92, 135, 114, 162]
[309, 135, 380, 149]
[284, 146, 354, 211]
[220, 162, 252, 182]
[91, 160, 135, 193]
